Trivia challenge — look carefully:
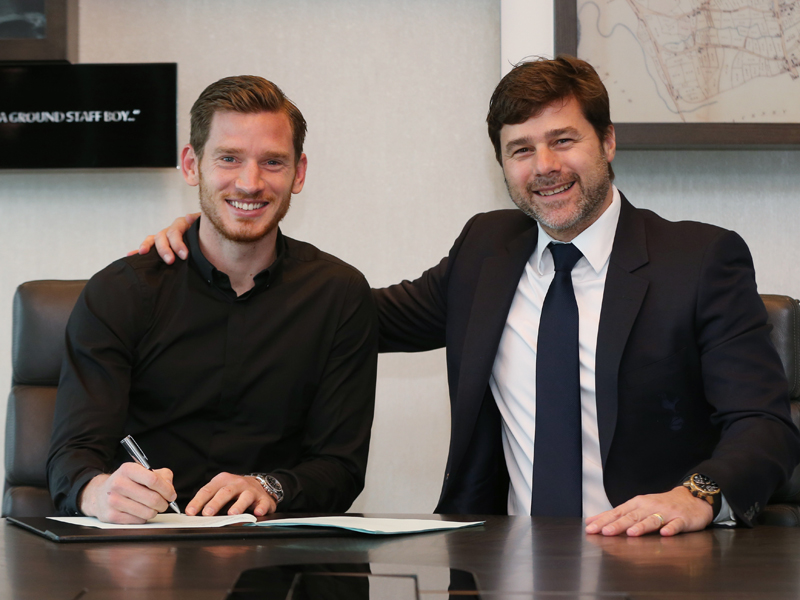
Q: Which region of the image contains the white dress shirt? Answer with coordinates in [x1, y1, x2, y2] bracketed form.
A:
[489, 187, 621, 517]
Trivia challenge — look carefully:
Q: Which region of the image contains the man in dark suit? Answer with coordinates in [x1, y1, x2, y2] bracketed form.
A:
[374, 56, 799, 535]
[140, 57, 799, 536]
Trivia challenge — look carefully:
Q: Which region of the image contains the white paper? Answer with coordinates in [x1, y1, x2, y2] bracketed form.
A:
[47, 513, 257, 529]
[253, 516, 484, 535]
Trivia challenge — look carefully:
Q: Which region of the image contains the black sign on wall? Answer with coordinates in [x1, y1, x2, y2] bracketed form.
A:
[0, 63, 177, 169]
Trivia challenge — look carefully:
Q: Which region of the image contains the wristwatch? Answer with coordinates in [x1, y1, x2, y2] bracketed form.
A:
[248, 473, 284, 504]
[683, 473, 721, 518]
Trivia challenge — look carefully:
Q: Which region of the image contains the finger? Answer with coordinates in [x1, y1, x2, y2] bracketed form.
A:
[153, 467, 174, 485]
[123, 464, 177, 504]
[599, 515, 640, 536]
[102, 489, 160, 523]
[585, 506, 628, 534]
[186, 212, 200, 224]
[254, 493, 277, 517]
[201, 485, 241, 516]
[626, 513, 667, 537]
[153, 230, 175, 265]
[102, 472, 168, 517]
[134, 234, 156, 256]
[185, 481, 220, 516]
[226, 489, 258, 516]
[166, 225, 190, 259]
[660, 517, 688, 537]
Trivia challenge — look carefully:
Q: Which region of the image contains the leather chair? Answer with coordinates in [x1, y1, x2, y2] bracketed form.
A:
[3, 280, 86, 517]
[756, 295, 800, 525]
[4, 281, 800, 522]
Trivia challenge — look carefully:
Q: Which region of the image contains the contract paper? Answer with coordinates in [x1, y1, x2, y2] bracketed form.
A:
[253, 516, 484, 535]
[48, 513, 257, 529]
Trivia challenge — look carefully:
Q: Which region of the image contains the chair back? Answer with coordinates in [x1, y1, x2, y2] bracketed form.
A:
[758, 294, 800, 525]
[4, 280, 86, 517]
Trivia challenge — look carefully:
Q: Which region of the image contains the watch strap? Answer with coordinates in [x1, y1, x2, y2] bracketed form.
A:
[248, 473, 284, 504]
[683, 473, 721, 519]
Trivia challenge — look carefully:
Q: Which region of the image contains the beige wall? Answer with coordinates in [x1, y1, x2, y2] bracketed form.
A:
[1, 0, 799, 514]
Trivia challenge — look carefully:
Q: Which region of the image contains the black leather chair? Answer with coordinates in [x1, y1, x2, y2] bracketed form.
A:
[756, 295, 800, 525]
[3, 280, 86, 517]
[4, 281, 800, 522]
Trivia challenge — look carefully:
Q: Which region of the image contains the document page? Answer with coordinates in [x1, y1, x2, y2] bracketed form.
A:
[254, 516, 484, 535]
[48, 513, 257, 529]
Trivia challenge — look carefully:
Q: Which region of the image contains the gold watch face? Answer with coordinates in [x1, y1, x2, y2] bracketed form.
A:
[691, 473, 720, 495]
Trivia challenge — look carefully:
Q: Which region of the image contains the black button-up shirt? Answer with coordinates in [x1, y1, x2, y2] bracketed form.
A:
[48, 219, 378, 515]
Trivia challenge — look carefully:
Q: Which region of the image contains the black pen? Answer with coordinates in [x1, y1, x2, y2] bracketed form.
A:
[120, 435, 181, 514]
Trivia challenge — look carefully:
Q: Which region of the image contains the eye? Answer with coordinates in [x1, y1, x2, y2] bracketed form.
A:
[512, 147, 530, 155]
[220, 156, 236, 163]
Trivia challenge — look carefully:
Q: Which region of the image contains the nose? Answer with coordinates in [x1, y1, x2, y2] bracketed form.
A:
[534, 146, 561, 176]
[235, 160, 264, 195]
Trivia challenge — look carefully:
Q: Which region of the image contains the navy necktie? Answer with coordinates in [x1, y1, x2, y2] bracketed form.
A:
[531, 242, 584, 517]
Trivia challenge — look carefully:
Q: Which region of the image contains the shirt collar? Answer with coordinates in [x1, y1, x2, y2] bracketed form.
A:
[534, 185, 621, 275]
[186, 217, 286, 298]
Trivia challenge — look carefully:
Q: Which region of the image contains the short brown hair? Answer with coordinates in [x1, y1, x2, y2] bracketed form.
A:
[189, 75, 307, 162]
[487, 55, 613, 178]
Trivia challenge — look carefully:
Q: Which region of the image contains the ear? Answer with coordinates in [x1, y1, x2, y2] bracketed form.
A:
[291, 153, 308, 194]
[181, 144, 200, 186]
[602, 125, 616, 164]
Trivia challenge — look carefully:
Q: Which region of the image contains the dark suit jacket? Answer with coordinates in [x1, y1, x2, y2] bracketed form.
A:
[375, 195, 800, 525]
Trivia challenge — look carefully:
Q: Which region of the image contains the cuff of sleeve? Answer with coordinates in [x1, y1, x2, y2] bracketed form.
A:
[64, 469, 104, 516]
[713, 493, 737, 526]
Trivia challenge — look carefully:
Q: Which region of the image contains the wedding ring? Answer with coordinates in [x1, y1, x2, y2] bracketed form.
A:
[653, 513, 665, 528]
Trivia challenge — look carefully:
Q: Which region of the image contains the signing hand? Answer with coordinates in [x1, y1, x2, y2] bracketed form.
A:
[585, 486, 713, 537]
[79, 463, 176, 524]
[185, 473, 276, 517]
[127, 212, 199, 263]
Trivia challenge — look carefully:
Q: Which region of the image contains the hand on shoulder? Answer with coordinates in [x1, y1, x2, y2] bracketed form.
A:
[127, 213, 199, 263]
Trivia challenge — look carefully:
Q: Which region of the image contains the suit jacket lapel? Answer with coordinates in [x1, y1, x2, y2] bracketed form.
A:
[448, 225, 539, 480]
[595, 195, 650, 465]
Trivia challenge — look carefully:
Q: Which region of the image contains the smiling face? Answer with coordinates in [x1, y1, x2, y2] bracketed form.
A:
[181, 110, 306, 245]
[499, 96, 616, 242]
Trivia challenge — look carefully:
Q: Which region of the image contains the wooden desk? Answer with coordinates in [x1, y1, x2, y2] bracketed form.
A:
[2, 515, 800, 599]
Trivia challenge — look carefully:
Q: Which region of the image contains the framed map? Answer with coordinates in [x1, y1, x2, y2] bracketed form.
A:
[554, 0, 800, 148]
[0, 0, 77, 62]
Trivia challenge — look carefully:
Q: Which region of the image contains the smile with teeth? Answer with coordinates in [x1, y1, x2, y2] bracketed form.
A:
[228, 200, 267, 211]
[535, 182, 575, 197]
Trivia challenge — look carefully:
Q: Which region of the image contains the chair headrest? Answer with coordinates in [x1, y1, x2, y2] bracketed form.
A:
[12, 280, 87, 386]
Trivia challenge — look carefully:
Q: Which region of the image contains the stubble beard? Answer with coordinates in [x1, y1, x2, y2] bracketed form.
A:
[198, 174, 291, 244]
[506, 152, 612, 237]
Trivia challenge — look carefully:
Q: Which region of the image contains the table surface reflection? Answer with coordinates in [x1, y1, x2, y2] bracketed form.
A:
[2, 514, 800, 599]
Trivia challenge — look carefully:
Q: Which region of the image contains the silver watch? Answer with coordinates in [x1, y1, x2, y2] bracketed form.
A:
[248, 473, 284, 504]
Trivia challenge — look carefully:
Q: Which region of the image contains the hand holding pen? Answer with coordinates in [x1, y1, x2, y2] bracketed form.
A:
[121, 435, 181, 514]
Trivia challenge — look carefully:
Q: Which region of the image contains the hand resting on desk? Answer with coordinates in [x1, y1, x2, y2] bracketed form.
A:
[79, 463, 177, 524]
[80, 467, 277, 522]
[185, 473, 276, 517]
[585, 486, 713, 537]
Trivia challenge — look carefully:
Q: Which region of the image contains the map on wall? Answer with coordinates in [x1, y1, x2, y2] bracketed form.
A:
[577, 0, 800, 123]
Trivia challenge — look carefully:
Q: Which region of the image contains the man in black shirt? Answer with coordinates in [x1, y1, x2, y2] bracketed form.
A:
[47, 76, 378, 524]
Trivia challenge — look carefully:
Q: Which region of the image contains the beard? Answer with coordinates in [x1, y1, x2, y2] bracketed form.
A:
[506, 151, 612, 236]
[198, 174, 291, 244]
